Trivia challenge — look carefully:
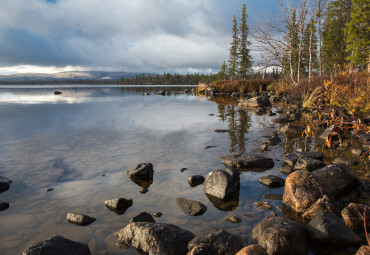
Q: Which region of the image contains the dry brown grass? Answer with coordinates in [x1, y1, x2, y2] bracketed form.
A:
[209, 79, 273, 93]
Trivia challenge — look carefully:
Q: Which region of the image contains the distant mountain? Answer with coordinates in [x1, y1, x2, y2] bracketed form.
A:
[0, 71, 152, 82]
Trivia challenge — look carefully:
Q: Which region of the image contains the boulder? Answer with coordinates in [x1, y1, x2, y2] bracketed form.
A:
[188, 175, 205, 187]
[252, 216, 308, 255]
[187, 243, 218, 255]
[239, 96, 271, 108]
[23, 235, 91, 255]
[356, 246, 370, 255]
[312, 164, 360, 198]
[341, 203, 370, 233]
[220, 152, 274, 170]
[236, 244, 268, 255]
[301, 195, 338, 220]
[0, 181, 10, 193]
[114, 222, 195, 255]
[258, 175, 285, 188]
[130, 212, 155, 223]
[306, 211, 362, 246]
[283, 170, 327, 215]
[204, 168, 239, 201]
[294, 157, 326, 172]
[105, 198, 133, 215]
[127, 163, 154, 181]
[176, 198, 207, 216]
[66, 212, 96, 226]
[283, 154, 300, 167]
[0, 201, 9, 211]
[188, 227, 243, 255]
[263, 135, 282, 146]
[279, 125, 305, 136]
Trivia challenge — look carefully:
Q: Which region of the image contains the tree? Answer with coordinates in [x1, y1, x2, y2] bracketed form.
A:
[217, 61, 227, 80]
[322, 0, 352, 73]
[302, 16, 318, 80]
[228, 15, 239, 80]
[345, 0, 370, 70]
[238, 3, 252, 79]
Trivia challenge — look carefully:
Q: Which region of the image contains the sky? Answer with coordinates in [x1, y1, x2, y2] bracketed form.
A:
[0, 0, 281, 75]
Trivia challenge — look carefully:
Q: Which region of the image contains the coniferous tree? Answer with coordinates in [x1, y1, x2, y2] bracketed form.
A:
[238, 3, 252, 79]
[228, 15, 239, 80]
[217, 61, 227, 80]
[345, 0, 370, 70]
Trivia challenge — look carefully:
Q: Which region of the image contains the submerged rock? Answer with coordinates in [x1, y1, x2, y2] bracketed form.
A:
[67, 212, 96, 226]
[188, 227, 243, 255]
[23, 235, 91, 255]
[258, 175, 285, 188]
[252, 216, 308, 255]
[279, 125, 305, 136]
[253, 201, 273, 210]
[176, 198, 207, 216]
[220, 152, 274, 170]
[225, 215, 241, 223]
[114, 222, 195, 255]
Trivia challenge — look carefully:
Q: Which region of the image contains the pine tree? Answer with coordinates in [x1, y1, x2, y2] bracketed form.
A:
[345, 0, 370, 70]
[238, 3, 252, 79]
[217, 61, 227, 80]
[228, 15, 239, 80]
[322, 0, 352, 73]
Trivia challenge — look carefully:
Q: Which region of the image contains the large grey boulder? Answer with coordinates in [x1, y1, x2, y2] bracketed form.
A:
[204, 168, 239, 201]
[252, 216, 308, 255]
[312, 164, 360, 198]
[114, 222, 195, 255]
[176, 198, 207, 216]
[220, 152, 274, 170]
[188, 227, 243, 255]
[307, 211, 362, 246]
[239, 96, 271, 108]
[23, 235, 91, 255]
[67, 212, 96, 226]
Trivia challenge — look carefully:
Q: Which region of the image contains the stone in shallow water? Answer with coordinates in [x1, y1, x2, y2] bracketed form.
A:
[220, 152, 274, 170]
[67, 212, 96, 226]
[0, 181, 10, 193]
[105, 198, 133, 214]
[23, 235, 91, 255]
[127, 163, 154, 180]
[176, 198, 207, 216]
[0, 201, 10, 211]
[130, 212, 155, 223]
[225, 215, 241, 223]
[253, 201, 272, 210]
[294, 157, 326, 172]
[204, 168, 240, 201]
[258, 175, 285, 188]
[188, 175, 205, 187]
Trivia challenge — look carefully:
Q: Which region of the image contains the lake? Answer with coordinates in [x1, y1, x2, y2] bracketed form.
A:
[0, 85, 298, 254]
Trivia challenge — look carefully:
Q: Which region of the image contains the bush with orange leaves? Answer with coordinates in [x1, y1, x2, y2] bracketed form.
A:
[323, 71, 369, 113]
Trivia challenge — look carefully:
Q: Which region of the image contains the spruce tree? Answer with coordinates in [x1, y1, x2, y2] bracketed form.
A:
[345, 0, 370, 70]
[228, 15, 239, 80]
[238, 3, 252, 79]
[217, 61, 227, 80]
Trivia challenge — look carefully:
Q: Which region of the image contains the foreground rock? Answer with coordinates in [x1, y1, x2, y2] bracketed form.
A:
[188, 227, 243, 255]
[301, 194, 338, 220]
[105, 198, 133, 215]
[356, 246, 370, 255]
[187, 243, 218, 255]
[176, 198, 207, 216]
[188, 175, 205, 187]
[283, 170, 327, 215]
[294, 157, 326, 172]
[252, 216, 308, 255]
[236, 245, 268, 255]
[0, 176, 12, 184]
[130, 212, 155, 223]
[312, 164, 360, 198]
[127, 163, 154, 180]
[341, 203, 370, 233]
[220, 152, 274, 170]
[67, 212, 96, 226]
[114, 222, 195, 255]
[258, 175, 285, 188]
[23, 235, 91, 255]
[307, 211, 362, 246]
[0, 201, 10, 211]
[283, 153, 300, 167]
[204, 168, 239, 201]
[238, 96, 271, 108]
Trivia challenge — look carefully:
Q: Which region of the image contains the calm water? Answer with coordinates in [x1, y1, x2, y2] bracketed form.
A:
[0, 85, 288, 254]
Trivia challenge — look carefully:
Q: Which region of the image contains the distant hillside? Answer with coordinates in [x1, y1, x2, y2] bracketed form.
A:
[0, 71, 151, 82]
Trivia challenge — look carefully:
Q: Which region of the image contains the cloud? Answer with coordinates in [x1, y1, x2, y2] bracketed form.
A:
[0, 0, 279, 74]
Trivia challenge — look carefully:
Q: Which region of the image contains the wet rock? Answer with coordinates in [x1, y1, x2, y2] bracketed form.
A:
[114, 222, 195, 255]
[307, 211, 362, 246]
[356, 245, 370, 255]
[176, 198, 207, 216]
[264, 193, 283, 200]
[280, 165, 294, 175]
[220, 152, 274, 170]
[225, 215, 241, 223]
[54, 91, 62, 95]
[301, 195, 338, 220]
[294, 157, 326, 172]
[130, 212, 155, 223]
[66, 212, 96, 226]
[236, 244, 268, 255]
[153, 212, 163, 218]
[181, 168, 187, 172]
[239, 96, 271, 108]
[188, 227, 243, 255]
[252, 216, 308, 255]
[214, 129, 231, 133]
[0, 181, 10, 193]
[187, 243, 218, 255]
[271, 117, 294, 123]
[205, 87, 215, 97]
[188, 175, 205, 187]
[283, 153, 300, 167]
[296, 151, 324, 161]
[333, 157, 358, 166]
[341, 203, 370, 233]
[204, 168, 239, 201]
[23, 235, 91, 255]
[258, 175, 285, 188]
[46, 188, 54, 192]
[105, 198, 133, 215]
[283, 170, 327, 215]
[253, 201, 273, 210]
[263, 135, 282, 146]
[0, 176, 12, 184]
[279, 124, 305, 136]
[0, 201, 9, 211]
[312, 164, 360, 198]
[127, 163, 154, 181]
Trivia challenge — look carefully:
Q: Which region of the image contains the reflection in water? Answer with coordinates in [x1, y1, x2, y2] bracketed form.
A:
[205, 190, 240, 211]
